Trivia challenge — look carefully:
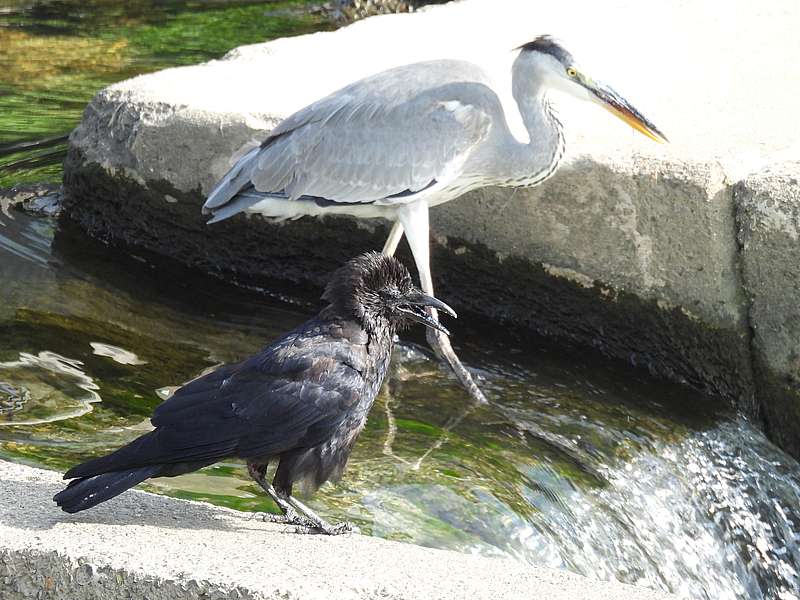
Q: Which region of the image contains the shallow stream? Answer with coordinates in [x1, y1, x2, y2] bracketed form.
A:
[1, 2, 799, 599]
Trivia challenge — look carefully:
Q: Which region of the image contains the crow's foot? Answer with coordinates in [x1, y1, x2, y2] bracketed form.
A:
[294, 520, 359, 536]
[250, 508, 314, 528]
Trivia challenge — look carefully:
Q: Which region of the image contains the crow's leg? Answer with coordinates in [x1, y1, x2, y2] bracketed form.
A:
[246, 462, 313, 527]
[271, 456, 355, 535]
[396, 201, 488, 405]
[286, 495, 358, 536]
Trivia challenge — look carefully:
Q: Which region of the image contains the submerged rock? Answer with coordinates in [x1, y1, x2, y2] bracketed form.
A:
[0, 351, 100, 426]
[0, 183, 62, 221]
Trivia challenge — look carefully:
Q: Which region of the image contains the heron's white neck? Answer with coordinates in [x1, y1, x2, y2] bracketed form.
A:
[495, 58, 565, 188]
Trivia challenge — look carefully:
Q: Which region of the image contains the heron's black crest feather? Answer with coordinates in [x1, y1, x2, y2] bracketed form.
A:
[518, 35, 574, 66]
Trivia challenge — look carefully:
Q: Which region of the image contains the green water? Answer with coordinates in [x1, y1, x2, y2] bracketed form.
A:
[1, 3, 800, 599]
[0, 0, 331, 187]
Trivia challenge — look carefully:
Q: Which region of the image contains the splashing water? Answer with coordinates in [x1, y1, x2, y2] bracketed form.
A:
[512, 421, 800, 600]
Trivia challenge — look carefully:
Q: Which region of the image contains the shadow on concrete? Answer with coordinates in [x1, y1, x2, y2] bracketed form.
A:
[1, 473, 292, 536]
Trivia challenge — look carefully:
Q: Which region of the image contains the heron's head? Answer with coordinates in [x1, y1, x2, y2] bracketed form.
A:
[516, 36, 667, 143]
[323, 252, 456, 336]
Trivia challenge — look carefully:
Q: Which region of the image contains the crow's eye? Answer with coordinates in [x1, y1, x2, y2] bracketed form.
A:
[379, 288, 399, 303]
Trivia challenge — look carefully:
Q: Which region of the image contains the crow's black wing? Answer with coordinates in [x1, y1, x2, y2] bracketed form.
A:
[65, 323, 366, 479]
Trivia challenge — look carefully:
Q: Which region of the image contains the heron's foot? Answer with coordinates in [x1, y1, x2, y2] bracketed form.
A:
[426, 327, 488, 404]
[294, 520, 359, 536]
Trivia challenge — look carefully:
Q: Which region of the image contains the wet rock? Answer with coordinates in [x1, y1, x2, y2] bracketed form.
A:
[313, 0, 447, 23]
[0, 382, 29, 417]
[22, 192, 63, 217]
[0, 183, 62, 221]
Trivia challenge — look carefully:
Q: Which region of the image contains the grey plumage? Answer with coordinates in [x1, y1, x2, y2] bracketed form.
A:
[54, 252, 455, 535]
[202, 36, 667, 404]
[204, 60, 498, 217]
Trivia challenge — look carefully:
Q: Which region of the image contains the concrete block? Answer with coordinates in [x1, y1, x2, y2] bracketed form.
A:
[0, 461, 676, 600]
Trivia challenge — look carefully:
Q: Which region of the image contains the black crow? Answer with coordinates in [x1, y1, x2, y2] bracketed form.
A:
[54, 252, 455, 535]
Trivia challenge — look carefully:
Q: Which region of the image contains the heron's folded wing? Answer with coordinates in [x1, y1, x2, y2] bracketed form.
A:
[203, 63, 501, 216]
[250, 82, 496, 205]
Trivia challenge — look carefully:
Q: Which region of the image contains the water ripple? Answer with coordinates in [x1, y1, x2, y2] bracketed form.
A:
[0, 351, 101, 426]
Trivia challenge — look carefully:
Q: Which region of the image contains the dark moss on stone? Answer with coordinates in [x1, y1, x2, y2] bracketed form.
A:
[751, 355, 800, 459]
[62, 148, 392, 295]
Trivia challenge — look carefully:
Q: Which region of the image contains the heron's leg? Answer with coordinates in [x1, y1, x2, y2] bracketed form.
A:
[397, 202, 488, 405]
[246, 462, 312, 526]
[382, 220, 405, 256]
[286, 496, 357, 536]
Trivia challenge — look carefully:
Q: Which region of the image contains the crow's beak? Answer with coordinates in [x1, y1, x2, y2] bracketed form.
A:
[397, 291, 457, 336]
[588, 81, 668, 143]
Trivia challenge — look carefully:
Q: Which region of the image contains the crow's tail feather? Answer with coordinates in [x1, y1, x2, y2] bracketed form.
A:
[54, 465, 161, 513]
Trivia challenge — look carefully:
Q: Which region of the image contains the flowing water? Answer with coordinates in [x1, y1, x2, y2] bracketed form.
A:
[1, 3, 799, 600]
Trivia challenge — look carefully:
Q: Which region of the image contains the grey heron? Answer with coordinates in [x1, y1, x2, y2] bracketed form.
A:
[203, 36, 667, 404]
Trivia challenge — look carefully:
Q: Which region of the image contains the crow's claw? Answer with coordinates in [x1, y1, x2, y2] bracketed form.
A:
[293, 521, 358, 536]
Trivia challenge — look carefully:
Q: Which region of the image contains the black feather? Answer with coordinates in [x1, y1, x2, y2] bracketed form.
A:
[518, 35, 574, 66]
[54, 466, 161, 513]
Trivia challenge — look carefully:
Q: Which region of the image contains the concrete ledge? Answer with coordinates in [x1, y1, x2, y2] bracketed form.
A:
[0, 461, 675, 600]
[59, 0, 800, 456]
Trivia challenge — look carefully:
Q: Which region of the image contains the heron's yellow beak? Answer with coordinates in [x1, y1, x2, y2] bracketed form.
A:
[590, 82, 668, 144]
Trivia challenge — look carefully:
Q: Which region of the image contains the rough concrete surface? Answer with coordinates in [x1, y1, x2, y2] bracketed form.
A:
[736, 160, 800, 456]
[60, 0, 800, 454]
[0, 461, 677, 600]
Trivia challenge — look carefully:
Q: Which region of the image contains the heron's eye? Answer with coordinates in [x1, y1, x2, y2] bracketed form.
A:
[566, 67, 577, 78]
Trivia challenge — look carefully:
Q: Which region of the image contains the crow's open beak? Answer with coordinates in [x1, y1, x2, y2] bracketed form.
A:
[588, 81, 668, 143]
[397, 291, 457, 336]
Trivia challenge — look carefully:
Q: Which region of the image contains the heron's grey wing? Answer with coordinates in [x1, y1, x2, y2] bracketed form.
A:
[256, 84, 494, 204]
[268, 84, 495, 204]
[204, 71, 497, 214]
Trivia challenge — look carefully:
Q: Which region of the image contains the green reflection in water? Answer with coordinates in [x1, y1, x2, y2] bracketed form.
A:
[0, 0, 332, 186]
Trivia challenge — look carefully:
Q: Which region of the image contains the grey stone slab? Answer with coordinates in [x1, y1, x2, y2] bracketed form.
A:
[0, 461, 676, 600]
[435, 155, 745, 329]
